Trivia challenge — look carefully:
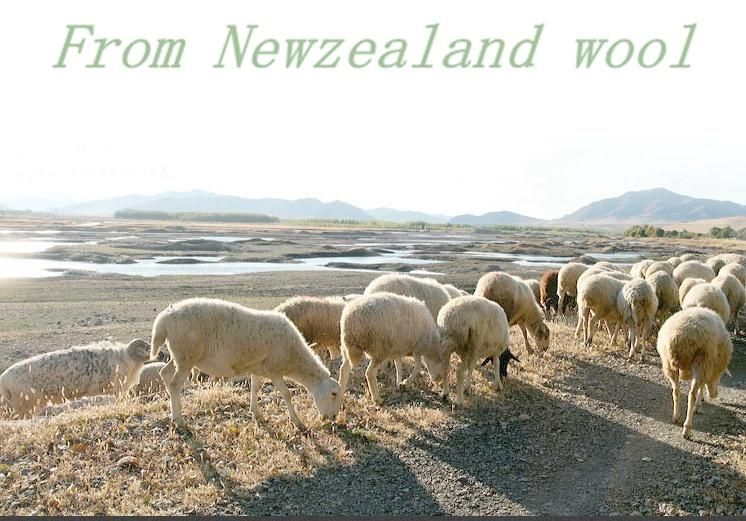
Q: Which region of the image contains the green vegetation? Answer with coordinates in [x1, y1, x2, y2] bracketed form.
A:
[114, 209, 279, 223]
[624, 223, 746, 240]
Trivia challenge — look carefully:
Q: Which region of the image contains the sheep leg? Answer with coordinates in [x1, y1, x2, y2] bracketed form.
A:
[520, 326, 534, 354]
[365, 359, 383, 405]
[682, 378, 702, 438]
[270, 376, 306, 430]
[250, 374, 263, 421]
[401, 357, 422, 387]
[670, 375, 682, 425]
[464, 368, 473, 395]
[639, 324, 649, 361]
[338, 357, 353, 394]
[574, 308, 584, 338]
[455, 361, 468, 405]
[608, 322, 620, 346]
[627, 324, 638, 359]
[586, 315, 597, 349]
[493, 354, 503, 392]
[163, 362, 190, 429]
[394, 359, 404, 388]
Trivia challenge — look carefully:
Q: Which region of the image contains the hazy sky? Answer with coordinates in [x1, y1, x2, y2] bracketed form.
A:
[1, 1, 744, 219]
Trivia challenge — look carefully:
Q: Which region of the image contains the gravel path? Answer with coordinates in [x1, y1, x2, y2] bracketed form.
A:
[230, 340, 746, 516]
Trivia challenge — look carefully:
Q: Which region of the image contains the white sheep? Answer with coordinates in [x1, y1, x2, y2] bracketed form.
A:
[576, 273, 626, 348]
[617, 279, 659, 361]
[678, 278, 707, 306]
[337, 292, 447, 404]
[646, 270, 680, 323]
[364, 273, 451, 380]
[442, 284, 469, 298]
[673, 260, 716, 286]
[667, 256, 682, 268]
[557, 262, 590, 314]
[577, 266, 632, 288]
[630, 259, 654, 279]
[711, 273, 746, 333]
[150, 298, 342, 429]
[523, 278, 542, 305]
[275, 296, 347, 360]
[707, 253, 746, 275]
[437, 296, 510, 405]
[474, 272, 550, 354]
[681, 284, 731, 324]
[364, 273, 450, 319]
[679, 253, 700, 262]
[718, 262, 746, 287]
[134, 362, 168, 395]
[595, 261, 622, 271]
[656, 307, 733, 438]
[0, 339, 151, 419]
[644, 261, 674, 279]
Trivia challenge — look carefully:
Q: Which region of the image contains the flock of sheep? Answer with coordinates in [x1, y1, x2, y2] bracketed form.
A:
[0, 251, 743, 440]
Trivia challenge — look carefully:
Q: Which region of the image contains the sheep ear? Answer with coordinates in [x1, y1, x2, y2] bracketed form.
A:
[509, 352, 521, 363]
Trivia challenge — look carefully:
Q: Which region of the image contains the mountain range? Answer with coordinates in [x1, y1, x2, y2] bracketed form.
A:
[2, 188, 746, 228]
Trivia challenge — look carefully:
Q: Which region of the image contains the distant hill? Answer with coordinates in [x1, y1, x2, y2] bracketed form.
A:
[366, 207, 449, 223]
[558, 188, 746, 225]
[55, 192, 373, 220]
[449, 211, 543, 226]
[18, 187, 746, 228]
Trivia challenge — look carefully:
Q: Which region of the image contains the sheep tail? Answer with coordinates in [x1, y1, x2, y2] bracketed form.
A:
[150, 312, 169, 360]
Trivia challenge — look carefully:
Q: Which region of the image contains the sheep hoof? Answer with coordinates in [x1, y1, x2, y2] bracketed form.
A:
[672, 416, 682, 425]
[682, 426, 692, 439]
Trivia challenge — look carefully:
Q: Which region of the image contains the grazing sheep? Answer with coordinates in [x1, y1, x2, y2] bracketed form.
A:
[474, 272, 550, 354]
[707, 253, 746, 275]
[706, 257, 727, 276]
[595, 261, 621, 271]
[679, 253, 700, 262]
[521, 278, 541, 306]
[673, 260, 716, 286]
[577, 267, 632, 288]
[275, 296, 347, 360]
[667, 256, 682, 268]
[558, 262, 590, 315]
[576, 273, 626, 348]
[711, 273, 746, 333]
[364, 273, 451, 377]
[539, 269, 560, 318]
[337, 293, 447, 404]
[134, 362, 168, 395]
[678, 278, 707, 306]
[681, 284, 731, 324]
[646, 270, 680, 323]
[656, 308, 733, 438]
[150, 298, 342, 429]
[442, 284, 469, 298]
[718, 263, 746, 287]
[438, 296, 510, 404]
[364, 273, 450, 320]
[630, 259, 654, 279]
[617, 279, 659, 361]
[0, 339, 150, 419]
[644, 261, 674, 279]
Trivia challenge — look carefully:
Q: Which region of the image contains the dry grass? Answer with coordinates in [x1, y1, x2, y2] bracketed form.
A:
[0, 319, 739, 515]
